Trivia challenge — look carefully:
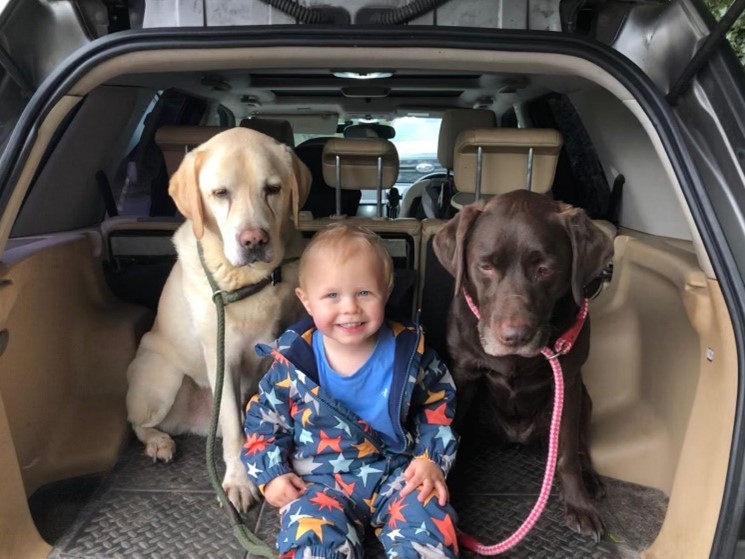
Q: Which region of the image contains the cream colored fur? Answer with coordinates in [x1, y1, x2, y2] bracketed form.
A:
[125, 128, 310, 511]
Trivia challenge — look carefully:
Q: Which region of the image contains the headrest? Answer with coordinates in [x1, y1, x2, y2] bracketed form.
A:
[321, 138, 399, 190]
[154, 125, 228, 176]
[239, 118, 295, 147]
[451, 128, 563, 208]
[437, 108, 497, 169]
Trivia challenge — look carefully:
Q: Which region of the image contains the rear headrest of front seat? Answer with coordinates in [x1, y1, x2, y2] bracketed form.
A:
[451, 128, 563, 208]
[437, 108, 497, 169]
[321, 138, 399, 190]
[239, 118, 295, 147]
[154, 125, 228, 177]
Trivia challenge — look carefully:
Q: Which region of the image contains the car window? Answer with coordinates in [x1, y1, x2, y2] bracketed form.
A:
[704, 0, 745, 67]
[389, 116, 446, 184]
[294, 116, 446, 187]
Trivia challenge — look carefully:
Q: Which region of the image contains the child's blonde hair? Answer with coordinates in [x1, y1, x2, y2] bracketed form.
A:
[299, 223, 394, 293]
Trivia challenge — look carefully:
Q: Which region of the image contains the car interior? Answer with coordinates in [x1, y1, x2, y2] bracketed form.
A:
[0, 33, 737, 559]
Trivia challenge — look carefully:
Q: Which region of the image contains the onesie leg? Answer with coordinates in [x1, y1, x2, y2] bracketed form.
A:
[371, 469, 459, 558]
[277, 484, 365, 559]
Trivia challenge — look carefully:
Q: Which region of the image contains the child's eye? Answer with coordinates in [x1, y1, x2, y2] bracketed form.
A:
[359, 290, 370, 297]
[324, 292, 338, 299]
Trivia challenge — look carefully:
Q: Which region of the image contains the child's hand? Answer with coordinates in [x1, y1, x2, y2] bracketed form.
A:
[263, 472, 307, 508]
[400, 457, 449, 506]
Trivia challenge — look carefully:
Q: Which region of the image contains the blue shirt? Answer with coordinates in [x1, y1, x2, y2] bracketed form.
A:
[313, 325, 397, 444]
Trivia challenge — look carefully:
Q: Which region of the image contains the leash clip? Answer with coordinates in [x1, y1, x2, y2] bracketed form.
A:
[542, 350, 562, 361]
[541, 344, 569, 361]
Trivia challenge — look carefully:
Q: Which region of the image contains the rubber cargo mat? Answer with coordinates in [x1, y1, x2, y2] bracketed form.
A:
[48, 434, 667, 558]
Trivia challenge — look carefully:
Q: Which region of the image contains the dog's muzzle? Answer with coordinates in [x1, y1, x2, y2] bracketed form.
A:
[479, 318, 549, 358]
[240, 244, 273, 265]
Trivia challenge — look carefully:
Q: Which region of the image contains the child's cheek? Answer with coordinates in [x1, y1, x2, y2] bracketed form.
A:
[314, 311, 335, 334]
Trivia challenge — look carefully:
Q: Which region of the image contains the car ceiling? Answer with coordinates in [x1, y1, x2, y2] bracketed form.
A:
[107, 67, 596, 122]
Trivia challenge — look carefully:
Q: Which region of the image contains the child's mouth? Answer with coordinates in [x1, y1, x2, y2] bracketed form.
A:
[337, 321, 364, 330]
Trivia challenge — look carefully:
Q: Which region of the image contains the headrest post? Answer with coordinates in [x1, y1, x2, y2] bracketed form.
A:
[526, 147, 534, 191]
[335, 154, 342, 216]
[474, 145, 483, 201]
[376, 155, 383, 218]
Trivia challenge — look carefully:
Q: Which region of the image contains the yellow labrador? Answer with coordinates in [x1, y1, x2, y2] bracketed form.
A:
[125, 127, 311, 511]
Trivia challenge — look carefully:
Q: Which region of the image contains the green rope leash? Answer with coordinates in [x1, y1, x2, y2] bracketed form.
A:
[198, 242, 282, 559]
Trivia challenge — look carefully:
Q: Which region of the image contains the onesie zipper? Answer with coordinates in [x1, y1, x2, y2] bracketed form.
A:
[311, 388, 386, 454]
[390, 326, 421, 453]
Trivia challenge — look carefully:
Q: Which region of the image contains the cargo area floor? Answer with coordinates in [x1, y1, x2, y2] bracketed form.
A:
[38, 434, 668, 558]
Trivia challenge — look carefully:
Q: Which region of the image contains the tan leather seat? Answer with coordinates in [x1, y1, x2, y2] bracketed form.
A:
[154, 125, 228, 177]
[451, 127, 563, 208]
[239, 117, 295, 147]
[320, 137, 399, 218]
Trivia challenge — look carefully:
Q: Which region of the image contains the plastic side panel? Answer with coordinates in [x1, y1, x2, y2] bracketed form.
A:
[586, 234, 735, 558]
[0, 235, 152, 499]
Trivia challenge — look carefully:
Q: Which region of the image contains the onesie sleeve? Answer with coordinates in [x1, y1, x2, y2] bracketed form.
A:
[407, 347, 459, 475]
[242, 357, 296, 491]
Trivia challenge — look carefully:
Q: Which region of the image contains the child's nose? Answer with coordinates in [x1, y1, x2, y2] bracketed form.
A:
[341, 295, 360, 313]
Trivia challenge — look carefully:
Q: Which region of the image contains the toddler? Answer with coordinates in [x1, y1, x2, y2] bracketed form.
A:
[242, 222, 459, 558]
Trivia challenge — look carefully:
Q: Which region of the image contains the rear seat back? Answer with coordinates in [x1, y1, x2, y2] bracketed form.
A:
[103, 125, 227, 309]
[419, 219, 452, 358]
[239, 117, 295, 147]
[155, 125, 229, 178]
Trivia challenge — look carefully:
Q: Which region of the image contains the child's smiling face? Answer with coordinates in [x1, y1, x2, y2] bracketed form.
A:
[296, 246, 390, 354]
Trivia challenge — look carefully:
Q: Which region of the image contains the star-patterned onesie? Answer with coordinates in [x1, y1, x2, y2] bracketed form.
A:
[242, 316, 459, 559]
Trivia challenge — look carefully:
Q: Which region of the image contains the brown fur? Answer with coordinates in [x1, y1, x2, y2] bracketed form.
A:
[433, 190, 613, 539]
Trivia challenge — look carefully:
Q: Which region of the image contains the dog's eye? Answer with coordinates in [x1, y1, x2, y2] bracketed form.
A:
[212, 188, 229, 199]
[537, 265, 554, 278]
[264, 183, 281, 195]
[479, 262, 494, 272]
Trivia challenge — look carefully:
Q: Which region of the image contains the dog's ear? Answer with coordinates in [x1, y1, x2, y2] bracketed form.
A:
[286, 147, 312, 228]
[168, 149, 205, 239]
[559, 205, 614, 305]
[433, 200, 486, 295]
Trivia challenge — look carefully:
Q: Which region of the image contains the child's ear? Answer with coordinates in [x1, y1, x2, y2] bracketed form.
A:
[295, 287, 312, 315]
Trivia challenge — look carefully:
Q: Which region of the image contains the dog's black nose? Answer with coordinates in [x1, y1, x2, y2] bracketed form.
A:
[498, 323, 533, 347]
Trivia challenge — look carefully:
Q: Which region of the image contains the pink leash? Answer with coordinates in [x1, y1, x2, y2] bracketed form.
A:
[457, 292, 589, 555]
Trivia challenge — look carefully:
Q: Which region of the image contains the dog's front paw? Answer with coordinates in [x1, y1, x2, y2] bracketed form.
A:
[564, 501, 605, 542]
[143, 431, 176, 462]
[222, 468, 261, 512]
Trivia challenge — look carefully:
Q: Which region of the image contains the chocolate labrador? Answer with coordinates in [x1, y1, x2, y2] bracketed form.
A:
[433, 190, 614, 540]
